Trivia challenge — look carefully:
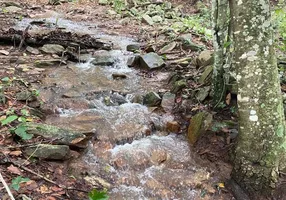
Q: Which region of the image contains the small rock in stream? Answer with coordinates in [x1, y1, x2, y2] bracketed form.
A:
[26, 46, 40, 55]
[126, 44, 140, 52]
[161, 92, 176, 112]
[127, 55, 139, 67]
[91, 51, 115, 66]
[25, 144, 70, 160]
[166, 121, 180, 133]
[112, 73, 127, 80]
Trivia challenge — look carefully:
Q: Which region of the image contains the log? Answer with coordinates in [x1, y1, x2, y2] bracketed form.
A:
[0, 28, 112, 50]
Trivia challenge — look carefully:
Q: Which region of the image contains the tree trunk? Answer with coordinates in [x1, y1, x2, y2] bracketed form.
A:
[231, 0, 286, 193]
[212, 0, 233, 108]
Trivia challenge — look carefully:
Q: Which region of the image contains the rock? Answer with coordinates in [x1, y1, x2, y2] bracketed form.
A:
[91, 51, 115, 66]
[139, 52, 165, 70]
[143, 92, 162, 107]
[26, 123, 88, 147]
[182, 41, 205, 51]
[26, 46, 40, 55]
[198, 65, 213, 84]
[99, 0, 109, 5]
[34, 59, 65, 67]
[171, 80, 187, 93]
[159, 42, 177, 54]
[195, 50, 214, 67]
[62, 89, 82, 98]
[151, 149, 168, 165]
[25, 144, 70, 160]
[187, 112, 213, 145]
[127, 55, 139, 67]
[78, 54, 91, 62]
[166, 121, 180, 133]
[177, 34, 192, 43]
[16, 91, 36, 102]
[161, 92, 175, 112]
[130, 94, 144, 104]
[40, 44, 65, 55]
[142, 14, 154, 25]
[4, 6, 22, 13]
[107, 9, 117, 15]
[152, 15, 163, 23]
[0, 50, 9, 56]
[112, 73, 127, 79]
[126, 44, 140, 52]
[3, 2, 22, 7]
[196, 86, 211, 101]
[145, 45, 156, 53]
[84, 176, 111, 189]
[169, 57, 192, 67]
[109, 93, 128, 106]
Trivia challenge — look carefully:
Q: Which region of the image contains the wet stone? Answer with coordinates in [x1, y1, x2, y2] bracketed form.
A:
[26, 123, 87, 147]
[194, 50, 214, 67]
[112, 73, 127, 80]
[91, 51, 115, 66]
[151, 149, 168, 165]
[161, 92, 176, 112]
[34, 59, 65, 67]
[143, 91, 162, 107]
[166, 121, 180, 133]
[24, 144, 70, 160]
[139, 52, 165, 70]
[126, 44, 140, 52]
[127, 55, 139, 67]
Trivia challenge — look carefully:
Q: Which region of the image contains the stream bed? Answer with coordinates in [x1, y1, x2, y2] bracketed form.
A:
[15, 16, 228, 200]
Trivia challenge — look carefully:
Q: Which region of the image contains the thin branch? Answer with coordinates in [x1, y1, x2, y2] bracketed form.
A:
[0, 171, 15, 200]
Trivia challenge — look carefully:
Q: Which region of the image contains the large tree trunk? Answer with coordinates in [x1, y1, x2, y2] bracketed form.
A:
[231, 0, 286, 193]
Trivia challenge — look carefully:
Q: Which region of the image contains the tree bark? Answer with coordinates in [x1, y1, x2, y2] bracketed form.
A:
[212, 0, 233, 108]
[231, 0, 286, 193]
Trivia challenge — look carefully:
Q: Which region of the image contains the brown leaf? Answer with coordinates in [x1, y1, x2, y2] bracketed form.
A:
[225, 93, 231, 105]
[71, 137, 85, 144]
[40, 185, 52, 194]
[51, 186, 63, 192]
[9, 150, 22, 156]
[7, 165, 22, 175]
[46, 197, 57, 200]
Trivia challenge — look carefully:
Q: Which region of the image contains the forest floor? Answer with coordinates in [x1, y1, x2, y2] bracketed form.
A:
[0, 0, 285, 200]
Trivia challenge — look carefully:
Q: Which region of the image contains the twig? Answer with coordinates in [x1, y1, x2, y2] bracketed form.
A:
[0, 171, 16, 200]
[10, 161, 89, 193]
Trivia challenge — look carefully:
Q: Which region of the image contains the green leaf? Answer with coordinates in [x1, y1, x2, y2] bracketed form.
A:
[88, 189, 109, 200]
[11, 176, 30, 191]
[21, 109, 30, 116]
[1, 115, 18, 125]
[1, 77, 10, 82]
[15, 125, 33, 140]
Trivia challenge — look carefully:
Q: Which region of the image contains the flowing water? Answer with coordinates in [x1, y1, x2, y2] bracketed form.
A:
[16, 16, 229, 199]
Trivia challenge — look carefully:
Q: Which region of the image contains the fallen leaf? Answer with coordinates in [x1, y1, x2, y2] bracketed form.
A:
[25, 180, 38, 190]
[46, 197, 56, 200]
[50, 186, 63, 192]
[7, 165, 22, 175]
[71, 137, 85, 144]
[9, 150, 22, 156]
[40, 185, 51, 194]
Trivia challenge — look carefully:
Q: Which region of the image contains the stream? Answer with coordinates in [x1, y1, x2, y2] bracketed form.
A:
[15, 16, 226, 200]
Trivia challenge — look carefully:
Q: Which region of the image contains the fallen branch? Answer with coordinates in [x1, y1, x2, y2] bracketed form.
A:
[0, 171, 15, 200]
[0, 28, 112, 50]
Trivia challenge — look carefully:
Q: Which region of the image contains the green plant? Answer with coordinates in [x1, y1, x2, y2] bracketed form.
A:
[11, 176, 30, 191]
[1, 111, 33, 140]
[88, 189, 109, 200]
